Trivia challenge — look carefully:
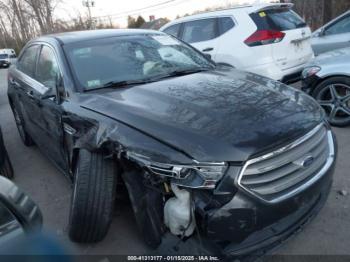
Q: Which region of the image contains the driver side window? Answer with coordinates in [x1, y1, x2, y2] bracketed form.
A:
[36, 46, 60, 89]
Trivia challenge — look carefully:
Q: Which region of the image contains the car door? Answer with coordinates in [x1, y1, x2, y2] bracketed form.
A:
[11, 45, 43, 137]
[180, 18, 220, 59]
[312, 14, 350, 55]
[12, 44, 68, 173]
[31, 44, 69, 173]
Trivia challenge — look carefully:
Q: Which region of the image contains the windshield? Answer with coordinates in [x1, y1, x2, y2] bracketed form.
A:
[64, 34, 214, 91]
[0, 54, 9, 59]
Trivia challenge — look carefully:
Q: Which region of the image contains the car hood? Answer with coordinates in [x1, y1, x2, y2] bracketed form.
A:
[78, 69, 324, 162]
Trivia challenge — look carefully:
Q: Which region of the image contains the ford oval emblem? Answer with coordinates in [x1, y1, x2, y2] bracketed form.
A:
[302, 156, 314, 168]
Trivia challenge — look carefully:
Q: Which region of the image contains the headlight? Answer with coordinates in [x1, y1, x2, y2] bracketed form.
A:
[302, 66, 321, 79]
[126, 152, 228, 189]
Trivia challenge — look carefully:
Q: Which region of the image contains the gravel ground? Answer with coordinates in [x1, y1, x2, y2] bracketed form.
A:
[0, 68, 349, 257]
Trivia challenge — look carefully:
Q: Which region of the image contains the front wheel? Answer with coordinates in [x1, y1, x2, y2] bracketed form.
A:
[313, 76, 350, 127]
[68, 149, 117, 243]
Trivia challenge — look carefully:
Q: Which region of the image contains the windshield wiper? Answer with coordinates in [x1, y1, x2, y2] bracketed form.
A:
[102, 79, 150, 89]
[170, 68, 210, 76]
[85, 68, 211, 91]
[85, 79, 152, 91]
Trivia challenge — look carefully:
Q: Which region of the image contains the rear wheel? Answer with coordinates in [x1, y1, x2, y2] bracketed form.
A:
[68, 149, 117, 243]
[12, 106, 34, 146]
[313, 77, 350, 127]
[0, 152, 14, 179]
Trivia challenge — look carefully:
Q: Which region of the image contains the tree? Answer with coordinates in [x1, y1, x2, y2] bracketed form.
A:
[135, 15, 146, 28]
[0, 0, 116, 51]
[127, 16, 136, 28]
[24, 0, 56, 34]
[127, 15, 146, 28]
[292, 0, 350, 30]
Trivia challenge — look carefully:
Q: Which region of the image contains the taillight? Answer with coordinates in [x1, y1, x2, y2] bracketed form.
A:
[244, 30, 285, 47]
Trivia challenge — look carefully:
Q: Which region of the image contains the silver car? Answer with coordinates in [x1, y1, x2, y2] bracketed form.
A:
[311, 10, 350, 56]
[302, 47, 350, 127]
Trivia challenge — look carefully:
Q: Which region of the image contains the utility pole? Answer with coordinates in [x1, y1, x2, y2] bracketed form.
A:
[82, 0, 96, 29]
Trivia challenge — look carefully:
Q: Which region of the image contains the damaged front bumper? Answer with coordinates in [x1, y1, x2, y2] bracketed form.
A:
[125, 124, 336, 260]
[191, 154, 335, 260]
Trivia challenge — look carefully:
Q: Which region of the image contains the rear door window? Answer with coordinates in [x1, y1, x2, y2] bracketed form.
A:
[18, 45, 40, 78]
[250, 8, 306, 31]
[182, 18, 218, 43]
[218, 17, 235, 35]
[325, 15, 350, 35]
[163, 24, 181, 38]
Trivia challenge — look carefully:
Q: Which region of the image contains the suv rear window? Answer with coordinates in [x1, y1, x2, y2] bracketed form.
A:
[250, 8, 306, 31]
[0, 54, 8, 59]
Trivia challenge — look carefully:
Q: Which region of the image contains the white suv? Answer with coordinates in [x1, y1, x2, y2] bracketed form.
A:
[0, 49, 17, 68]
[160, 3, 314, 82]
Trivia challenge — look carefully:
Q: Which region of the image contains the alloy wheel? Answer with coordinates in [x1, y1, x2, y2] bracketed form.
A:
[316, 83, 350, 123]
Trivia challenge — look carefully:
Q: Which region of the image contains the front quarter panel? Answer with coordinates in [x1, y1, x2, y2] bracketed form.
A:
[316, 62, 350, 79]
[61, 96, 194, 176]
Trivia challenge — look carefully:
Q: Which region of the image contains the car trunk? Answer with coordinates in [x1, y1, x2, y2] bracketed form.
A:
[249, 6, 314, 70]
[273, 27, 313, 70]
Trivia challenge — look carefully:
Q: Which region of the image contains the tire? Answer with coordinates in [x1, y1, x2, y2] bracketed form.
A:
[0, 152, 14, 179]
[12, 105, 34, 146]
[312, 76, 350, 127]
[68, 149, 117, 243]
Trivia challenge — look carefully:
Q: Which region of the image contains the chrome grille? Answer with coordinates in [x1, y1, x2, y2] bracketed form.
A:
[238, 124, 335, 203]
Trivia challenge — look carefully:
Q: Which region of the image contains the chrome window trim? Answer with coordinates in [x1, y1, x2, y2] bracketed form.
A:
[237, 123, 335, 204]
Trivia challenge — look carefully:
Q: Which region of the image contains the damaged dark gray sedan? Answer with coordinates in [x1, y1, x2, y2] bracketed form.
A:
[7, 30, 336, 258]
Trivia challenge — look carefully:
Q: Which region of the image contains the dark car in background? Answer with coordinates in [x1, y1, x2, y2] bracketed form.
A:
[0, 127, 14, 179]
[7, 29, 336, 259]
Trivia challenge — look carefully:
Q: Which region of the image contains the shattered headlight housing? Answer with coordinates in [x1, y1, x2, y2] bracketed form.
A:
[126, 152, 228, 189]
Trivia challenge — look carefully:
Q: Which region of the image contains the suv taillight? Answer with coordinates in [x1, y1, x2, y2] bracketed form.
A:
[244, 30, 285, 47]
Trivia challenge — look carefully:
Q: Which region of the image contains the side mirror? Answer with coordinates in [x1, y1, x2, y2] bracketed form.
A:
[40, 87, 56, 100]
[0, 176, 43, 234]
[40, 74, 62, 100]
[203, 53, 212, 60]
[319, 28, 326, 37]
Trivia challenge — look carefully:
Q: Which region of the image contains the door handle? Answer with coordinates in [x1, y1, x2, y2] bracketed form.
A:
[202, 47, 214, 52]
[10, 79, 21, 88]
[26, 90, 35, 99]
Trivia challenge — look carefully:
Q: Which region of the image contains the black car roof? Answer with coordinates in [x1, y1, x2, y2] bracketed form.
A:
[35, 29, 163, 45]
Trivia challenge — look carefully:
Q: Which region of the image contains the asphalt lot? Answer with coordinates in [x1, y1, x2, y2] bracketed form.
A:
[0, 68, 349, 256]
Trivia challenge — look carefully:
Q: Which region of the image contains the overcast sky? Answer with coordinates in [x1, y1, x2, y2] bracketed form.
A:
[56, 0, 272, 27]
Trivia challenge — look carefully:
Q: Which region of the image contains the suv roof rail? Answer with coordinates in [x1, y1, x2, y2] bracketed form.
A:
[171, 3, 294, 21]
